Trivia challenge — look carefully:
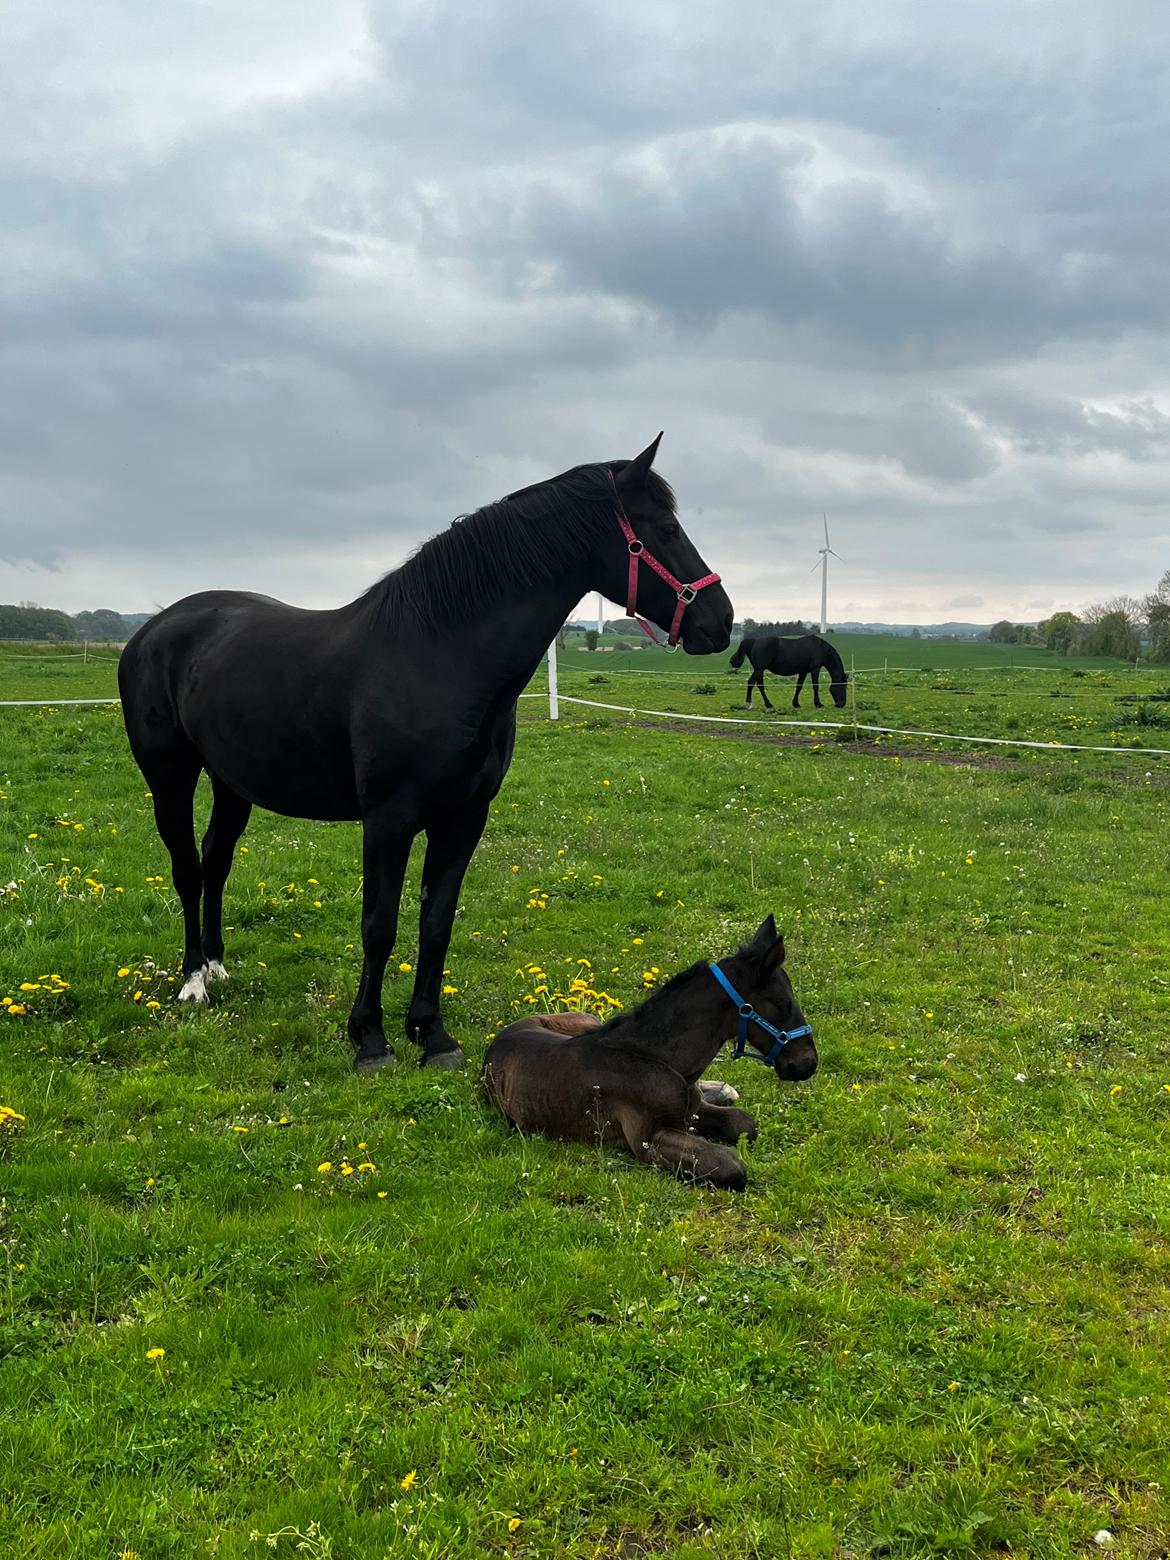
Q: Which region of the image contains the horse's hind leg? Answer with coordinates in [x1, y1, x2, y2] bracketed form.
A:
[792, 671, 806, 709]
[199, 775, 252, 982]
[145, 756, 208, 1002]
[752, 670, 774, 711]
[811, 668, 823, 708]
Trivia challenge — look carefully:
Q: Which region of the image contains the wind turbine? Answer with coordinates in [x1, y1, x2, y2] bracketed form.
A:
[811, 513, 842, 634]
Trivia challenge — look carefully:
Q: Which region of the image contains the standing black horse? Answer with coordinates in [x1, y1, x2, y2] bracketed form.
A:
[119, 436, 732, 1071]
[730, 634, 848, 711]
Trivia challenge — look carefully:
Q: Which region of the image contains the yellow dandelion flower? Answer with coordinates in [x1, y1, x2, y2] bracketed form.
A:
[117, 967, 130, 978]
[508, 1517, 522, 1532]
[442, 984, 459, 995]
[632, 937, 644, 946]
[400, 1470, 417, 1490]
[341, 1164, 355, 1176]
[232, 1125, 248, 1134]
[145, 1347, 165, 1361]
[1110, 1085, 1123, 1096]
[357, 1161, 375, 1172]
[398, 962, 412, 973]
[377, 1190, 388, 1199]
[317, 1162, 333, 1174]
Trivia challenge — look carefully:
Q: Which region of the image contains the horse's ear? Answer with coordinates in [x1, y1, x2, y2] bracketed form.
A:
[748, 914, 786, 972]
[617, 432, 663, 493]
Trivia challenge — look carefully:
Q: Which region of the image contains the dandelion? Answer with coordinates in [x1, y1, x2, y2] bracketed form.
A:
[508, 1517, 522, 1532]
[632, 937, 644, 946]
[377, 1190, 388, 1199]
[399, 962, 413, 973]
[924, 1011, 934, 1019]
[146, 1347, 165, 1361]
[0, 1105, 26, 1128]
[357, 1161, 375, 1172]
[341, 1164, 355, 1176]
[947, 1381, 959, 1392]
[1110, 1085, 1123, 1097]
[232, 1125, 248, 1134]
[400, 1470, 417, 1491]
[317, 1162, 333, 1174]
[117, 967, 130, 978]
[442, 984, 459, 996]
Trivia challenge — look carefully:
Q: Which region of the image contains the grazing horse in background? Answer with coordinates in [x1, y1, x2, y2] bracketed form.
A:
[482, 916, 817, 1190]
[730, 633, 848, 711]
[119, 435, 733, 1071]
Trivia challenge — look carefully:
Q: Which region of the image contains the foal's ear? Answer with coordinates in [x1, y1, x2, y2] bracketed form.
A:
[749, 914, 786, 972]
[617, 432, 663, 493]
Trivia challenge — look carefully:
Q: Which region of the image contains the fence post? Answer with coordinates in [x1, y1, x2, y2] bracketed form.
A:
[548, 635, 559, 721]
[851, 653, 858, 742]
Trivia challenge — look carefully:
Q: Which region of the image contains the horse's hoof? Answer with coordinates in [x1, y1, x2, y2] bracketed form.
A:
[423, 1048, 465, 1071]
[699, 1080, 739, 1106]
[177, 968, 209, 1004]
[205, 959, 228, 983]
[354, 1048, 398, 1073]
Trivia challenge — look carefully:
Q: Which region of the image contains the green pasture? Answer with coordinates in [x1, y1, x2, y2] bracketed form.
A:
[1, 648, 1169, 1558]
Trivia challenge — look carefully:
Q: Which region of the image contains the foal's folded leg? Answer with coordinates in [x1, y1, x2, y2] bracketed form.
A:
[691, 1102, 757, 1145]
[640, 1127, 748, 1191]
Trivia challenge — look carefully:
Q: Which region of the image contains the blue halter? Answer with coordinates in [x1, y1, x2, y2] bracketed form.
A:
[708, 962, 813, 1067]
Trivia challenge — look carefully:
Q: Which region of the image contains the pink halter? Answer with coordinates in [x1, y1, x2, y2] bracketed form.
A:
[611, 478, 721, 649]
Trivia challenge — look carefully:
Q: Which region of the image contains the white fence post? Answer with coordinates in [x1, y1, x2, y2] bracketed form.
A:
[548, 635, 559, 720]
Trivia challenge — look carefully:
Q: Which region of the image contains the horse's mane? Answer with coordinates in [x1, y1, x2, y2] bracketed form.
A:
[590, 939, 758, 1041]
[817, 636, 846, 682]
[356, 461, 677, 630]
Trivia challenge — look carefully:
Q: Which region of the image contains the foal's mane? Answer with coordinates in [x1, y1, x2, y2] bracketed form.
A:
[357, 461, 677, 630]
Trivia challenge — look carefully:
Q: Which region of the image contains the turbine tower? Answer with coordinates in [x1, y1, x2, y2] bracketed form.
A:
[812, 514, 842, 634]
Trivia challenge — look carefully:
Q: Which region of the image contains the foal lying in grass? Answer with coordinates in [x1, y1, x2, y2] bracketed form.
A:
[481, 916, 816, 1190]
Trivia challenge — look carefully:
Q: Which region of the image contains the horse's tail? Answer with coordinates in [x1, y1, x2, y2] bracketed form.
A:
[730, 637, 752, 669]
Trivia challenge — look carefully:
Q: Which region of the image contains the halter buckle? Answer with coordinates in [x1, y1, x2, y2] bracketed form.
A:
[627, 539, 643, 557]
[677, 584, 697, 603]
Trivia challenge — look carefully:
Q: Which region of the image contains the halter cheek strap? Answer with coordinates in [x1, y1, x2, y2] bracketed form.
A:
[708, 962, 813, 1067]
[609, 472, 721, 648]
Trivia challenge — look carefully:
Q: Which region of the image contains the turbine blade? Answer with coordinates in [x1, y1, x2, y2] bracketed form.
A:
[823, 512, 830, 547]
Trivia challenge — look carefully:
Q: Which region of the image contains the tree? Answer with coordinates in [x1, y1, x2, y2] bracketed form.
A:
[1084, 610, 1140, 661]
[1145, 569, 1170, 663]
[0, 603, 77, 641]
[988, 620, 1017, 644]
[1040, 610, 1080, 655]
[73, 608, 130, 641]
[584, 629, 599, 652]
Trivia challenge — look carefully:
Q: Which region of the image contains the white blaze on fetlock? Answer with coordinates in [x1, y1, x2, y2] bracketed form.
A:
[205, 960, 228, 983]
[178, 967, 209, 1003]
[698, 1080, 739, 1106]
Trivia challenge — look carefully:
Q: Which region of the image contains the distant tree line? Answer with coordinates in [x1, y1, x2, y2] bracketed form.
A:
[737, 618, 810, 637]
[0, 602, 137, 642]
[986, 569, 1170, 662]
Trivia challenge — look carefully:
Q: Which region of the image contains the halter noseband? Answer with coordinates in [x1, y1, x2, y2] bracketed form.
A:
[609, 472, 721, 649]
[708, 962, 813, 1066]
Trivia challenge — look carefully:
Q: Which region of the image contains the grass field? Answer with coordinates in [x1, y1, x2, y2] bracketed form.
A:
[2, 642, 1170, 1558]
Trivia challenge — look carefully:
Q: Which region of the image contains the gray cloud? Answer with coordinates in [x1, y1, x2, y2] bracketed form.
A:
[1, 0, 1168, 621]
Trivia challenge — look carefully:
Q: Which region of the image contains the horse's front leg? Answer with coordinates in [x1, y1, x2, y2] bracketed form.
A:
[642, 1127, 748, 1191]
[756, 671, 774, 710]
[348, 807, 413, 1071]
[406, 803, 491, 1068]
[690, 1098, 757, 1145]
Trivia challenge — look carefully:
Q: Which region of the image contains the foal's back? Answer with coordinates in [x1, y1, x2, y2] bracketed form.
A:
[481, 1015, 689, 1145]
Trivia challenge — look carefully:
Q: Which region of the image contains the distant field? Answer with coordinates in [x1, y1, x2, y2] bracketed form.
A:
[2, 639, 1169, 1557]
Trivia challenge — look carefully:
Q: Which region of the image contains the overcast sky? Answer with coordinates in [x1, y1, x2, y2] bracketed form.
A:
[2, 0, 1168, 626]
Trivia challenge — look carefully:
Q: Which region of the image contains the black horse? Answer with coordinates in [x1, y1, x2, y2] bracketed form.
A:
[730, 634, 848, 711]
[118, 436, 732, 1071]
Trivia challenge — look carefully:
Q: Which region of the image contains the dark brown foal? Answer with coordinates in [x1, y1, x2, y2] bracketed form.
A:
[481, 917, 816, 1190]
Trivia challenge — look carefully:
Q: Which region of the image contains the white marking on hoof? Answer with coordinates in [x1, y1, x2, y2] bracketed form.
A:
[178, 968, 209, 1004]
[205, 959, 228, 983]
[699, 1080, 739, 1106]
